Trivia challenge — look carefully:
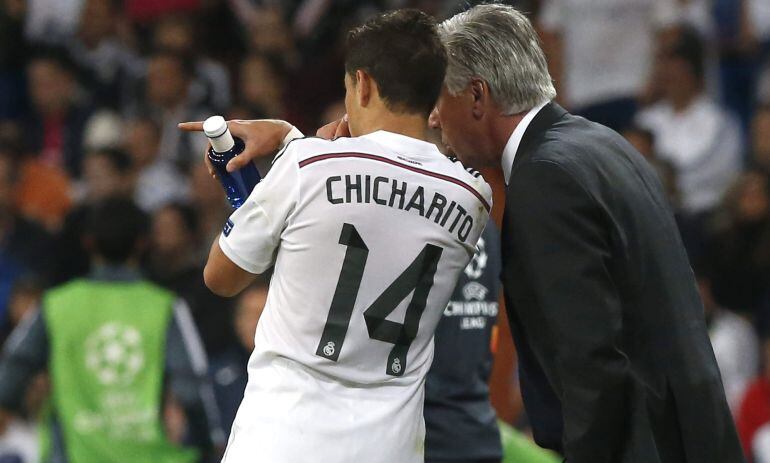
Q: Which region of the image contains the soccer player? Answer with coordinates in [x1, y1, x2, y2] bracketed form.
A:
[197, 10, 491, 463]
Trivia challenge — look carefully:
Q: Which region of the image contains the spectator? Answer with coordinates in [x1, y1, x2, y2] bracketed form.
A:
[52, 148, 133, 284]
[22, 50, 93, 178]
[738, 338, 770, 461]
[126, 118, 189, 212]
[129, 50, 209, 171]
[147, 203, 235, 357]
[0, 0, 30, 119]
[0, 197, 224, 462]
[125, 0, 200, 24]
[0, 150, 55, 329]
[0, 279, 42, 347]
[751, 105, 770, 172]
[152, 15, 231, 112]
[539, 0, 678, 131]
[210, 282, 268, 435]
[242, 4, 300, 70]
[67, 0, 143, 109]
[237, 54, 287, 120]
[23, 0, 84, 45]
[82, 110, 124, 152]
[621, 125, 715, 260]
[637, 25, 743, 216]
[622, 125, 680, 208]
[707, 170, 770, 321]
[697, 263, 759, 413]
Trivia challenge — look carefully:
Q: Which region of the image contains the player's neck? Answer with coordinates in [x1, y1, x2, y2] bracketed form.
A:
[356, 111, 429, 141]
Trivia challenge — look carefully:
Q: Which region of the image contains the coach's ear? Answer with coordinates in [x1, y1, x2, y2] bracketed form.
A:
[355, 69, 373, 108]
[470, 77, 489, 120]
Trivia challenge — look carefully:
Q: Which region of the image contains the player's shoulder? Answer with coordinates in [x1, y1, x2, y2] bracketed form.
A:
[278, 135, 375, 163]
[443, 155, 493, 208]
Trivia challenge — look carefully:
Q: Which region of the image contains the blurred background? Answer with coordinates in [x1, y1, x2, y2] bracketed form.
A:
[0, 0, 769, 461]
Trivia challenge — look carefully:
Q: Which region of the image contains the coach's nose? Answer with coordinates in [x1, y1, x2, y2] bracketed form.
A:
[428, 107, 441, 129]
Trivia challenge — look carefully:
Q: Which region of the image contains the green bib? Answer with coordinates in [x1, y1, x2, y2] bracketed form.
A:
[43, 279, 198, 463]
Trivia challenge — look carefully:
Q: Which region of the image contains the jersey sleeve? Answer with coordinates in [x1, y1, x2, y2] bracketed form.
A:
[218, 145, 300, 274]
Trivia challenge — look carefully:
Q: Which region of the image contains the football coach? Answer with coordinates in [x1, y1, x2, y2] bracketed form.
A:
[430, 4, 744, 463]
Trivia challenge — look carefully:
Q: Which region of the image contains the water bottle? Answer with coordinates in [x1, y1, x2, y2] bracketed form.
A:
[204, 116, 261, 209]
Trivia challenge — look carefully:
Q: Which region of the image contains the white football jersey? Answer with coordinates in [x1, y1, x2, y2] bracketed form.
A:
[219, 130, 492, 463]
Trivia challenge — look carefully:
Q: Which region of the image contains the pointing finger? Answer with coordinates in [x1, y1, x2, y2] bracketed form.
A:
[178, 121, 204, 132]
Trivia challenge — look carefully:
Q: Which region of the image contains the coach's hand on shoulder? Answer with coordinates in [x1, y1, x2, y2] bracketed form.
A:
[317, 114, 350, 140]
[178, 119, 294, 178]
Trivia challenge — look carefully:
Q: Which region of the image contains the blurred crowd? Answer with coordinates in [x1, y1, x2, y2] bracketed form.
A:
[1, 0, 770, 461]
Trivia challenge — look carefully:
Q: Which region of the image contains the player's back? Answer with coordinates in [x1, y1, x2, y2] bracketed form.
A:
[219, 131, 491, 463]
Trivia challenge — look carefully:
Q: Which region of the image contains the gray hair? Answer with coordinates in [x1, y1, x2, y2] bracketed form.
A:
[439, 4, 556, 115]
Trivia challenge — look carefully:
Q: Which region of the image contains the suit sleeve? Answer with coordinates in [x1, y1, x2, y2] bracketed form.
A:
[507, 159, 629, 462]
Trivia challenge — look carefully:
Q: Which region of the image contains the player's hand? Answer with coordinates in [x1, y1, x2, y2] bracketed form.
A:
[316, 114, 350, 140]
[178, 119, 294, 178]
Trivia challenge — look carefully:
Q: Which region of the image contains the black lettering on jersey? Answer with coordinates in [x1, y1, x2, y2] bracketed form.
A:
[426, 192, 447, 223]
[449, 204, 467, 233]
[457, 215, 473, 242]
[364, 175, 371, 203]
[440, 201, 457, 227]
[325, 174, 478, 243]
[389, 180, 407, 209]
[404, 186, 425, 217]
[373, 176, 388, 205]
[346, 174, 362, 203]
[326, 176, 343, 204]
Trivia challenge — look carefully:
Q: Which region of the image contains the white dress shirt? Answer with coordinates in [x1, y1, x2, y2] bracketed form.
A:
[502, 101, 550, 185]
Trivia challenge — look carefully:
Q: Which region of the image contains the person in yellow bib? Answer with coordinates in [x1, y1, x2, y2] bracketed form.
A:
[0, 198, 224, 462]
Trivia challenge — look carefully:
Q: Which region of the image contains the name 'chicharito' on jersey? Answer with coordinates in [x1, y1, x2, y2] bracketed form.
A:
[325, 173, 478, 242]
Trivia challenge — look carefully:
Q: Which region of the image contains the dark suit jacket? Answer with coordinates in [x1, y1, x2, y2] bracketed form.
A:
[501, 102, 745, 463]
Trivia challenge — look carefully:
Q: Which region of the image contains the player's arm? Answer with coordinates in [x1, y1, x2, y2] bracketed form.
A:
[205, 144, 300, 298]
[204, 241, 257, 297]
[507, 160, 628, 462]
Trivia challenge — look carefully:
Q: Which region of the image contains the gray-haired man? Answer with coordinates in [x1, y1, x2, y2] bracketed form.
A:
[431, 4, 744, 463]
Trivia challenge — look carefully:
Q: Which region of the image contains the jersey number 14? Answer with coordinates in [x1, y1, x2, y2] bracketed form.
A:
[315, 223, 443, 376]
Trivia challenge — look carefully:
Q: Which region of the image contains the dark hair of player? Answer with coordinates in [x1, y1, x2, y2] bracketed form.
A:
[86, 197, 149, 264]
[344, 9, 447, 117]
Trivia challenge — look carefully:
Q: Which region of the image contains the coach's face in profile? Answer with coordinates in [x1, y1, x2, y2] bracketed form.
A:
[430, 80, 499, 170]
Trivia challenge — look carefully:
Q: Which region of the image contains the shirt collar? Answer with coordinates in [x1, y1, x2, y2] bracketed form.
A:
[502, 100, 550, 185]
